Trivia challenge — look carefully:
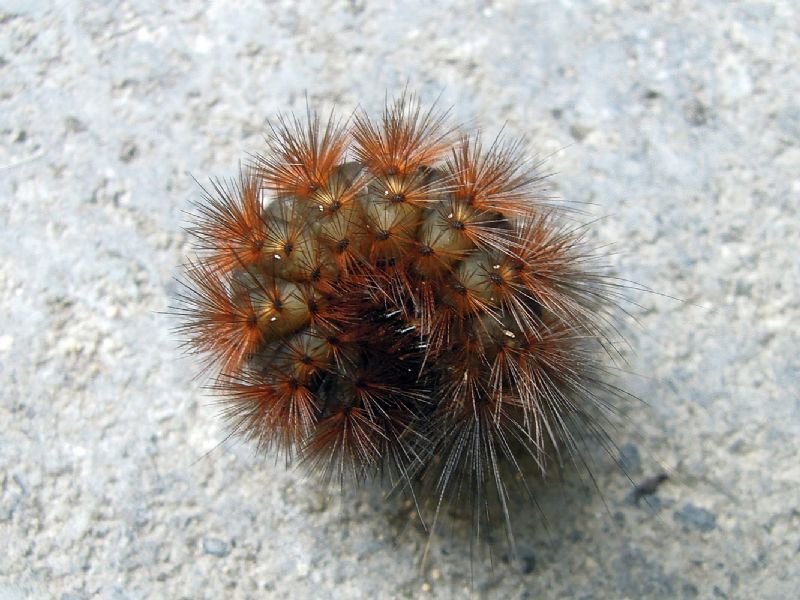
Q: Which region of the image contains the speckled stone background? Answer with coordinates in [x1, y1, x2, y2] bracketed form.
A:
[1, 1, 798, 598]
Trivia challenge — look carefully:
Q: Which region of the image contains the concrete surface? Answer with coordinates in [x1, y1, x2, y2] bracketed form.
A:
[1, 1, 798, 598]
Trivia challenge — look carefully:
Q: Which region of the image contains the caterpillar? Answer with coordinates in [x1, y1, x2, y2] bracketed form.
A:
[174, 91, 633, 559]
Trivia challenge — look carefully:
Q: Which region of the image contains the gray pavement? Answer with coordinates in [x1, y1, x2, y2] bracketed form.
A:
[1, 1, 798, 598]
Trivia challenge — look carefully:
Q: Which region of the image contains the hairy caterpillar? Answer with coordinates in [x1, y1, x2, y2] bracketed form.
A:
[174, 92, 635, 560]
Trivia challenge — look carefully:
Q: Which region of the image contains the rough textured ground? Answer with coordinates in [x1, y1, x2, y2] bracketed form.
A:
[1, 1, 798, 598]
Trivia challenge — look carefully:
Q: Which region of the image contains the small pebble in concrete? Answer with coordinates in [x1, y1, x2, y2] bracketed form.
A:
[627, 473, 668, 505]
[673, 504, 717, 532]
[202, 537, 230, 557]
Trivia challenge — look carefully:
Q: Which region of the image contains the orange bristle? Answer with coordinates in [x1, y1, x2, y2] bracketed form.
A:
[175, 261, 264, 375]
[445, 133, 540, 219]
[257, 108, 349, 200]
[218, 366, 319, 456]
[353, 92, 452, 177]
[305, 406, 385, 482]
[188, 170, 266, 273]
